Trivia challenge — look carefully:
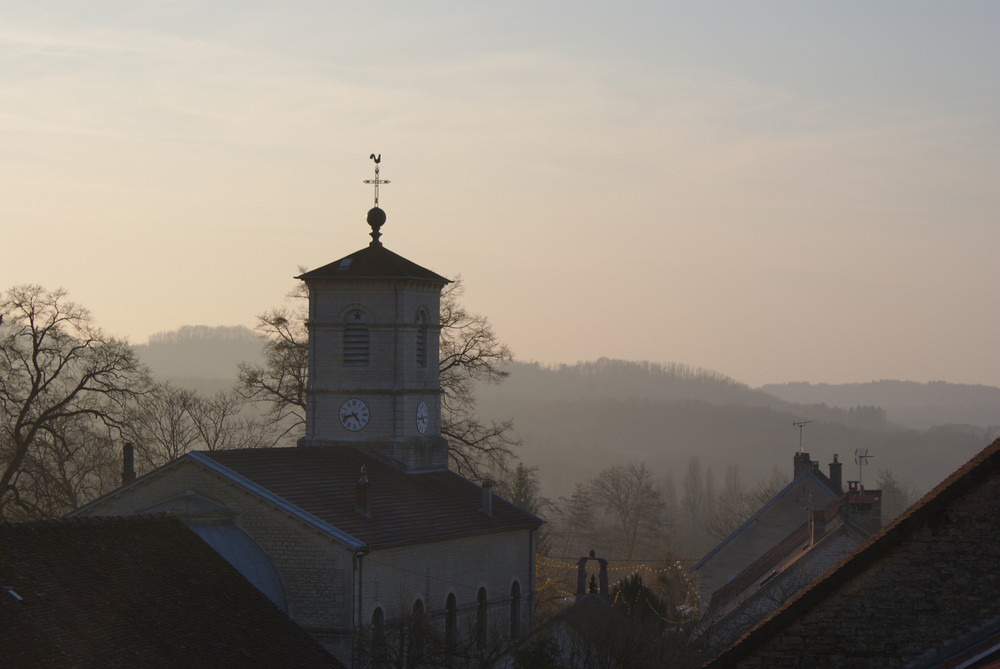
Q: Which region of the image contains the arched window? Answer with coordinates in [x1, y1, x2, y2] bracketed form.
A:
[344, 309, 369, 366]
[445, 593, 457, 655]
[415, 310, 428, 368]
[409, 599, 425, 666]
[510, 581, 521, 639]
[371, 607, 386, 667]
[476, 587, 488, 650]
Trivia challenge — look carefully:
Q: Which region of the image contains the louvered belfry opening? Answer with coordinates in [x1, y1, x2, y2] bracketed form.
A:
[343, 310, 369, 366]
[415, 311, 428, 368]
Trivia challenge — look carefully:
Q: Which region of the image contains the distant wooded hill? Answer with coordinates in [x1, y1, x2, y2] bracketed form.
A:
[133, 325, 264, 394]
[133, 329, 998, 501]
[761, 380, 1000, 431]
[478, 360, 997, 498]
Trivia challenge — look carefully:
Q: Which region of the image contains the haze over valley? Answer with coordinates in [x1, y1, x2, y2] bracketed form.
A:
[136, 325, 998, 503]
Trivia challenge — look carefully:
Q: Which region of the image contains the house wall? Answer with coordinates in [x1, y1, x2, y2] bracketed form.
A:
[716, 464, 1000, 668]
[361, 527, 535, 643]
[696, 476, 836, 606]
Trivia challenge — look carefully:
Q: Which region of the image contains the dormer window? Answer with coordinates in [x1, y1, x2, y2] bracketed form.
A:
[344, 310, 369, 366]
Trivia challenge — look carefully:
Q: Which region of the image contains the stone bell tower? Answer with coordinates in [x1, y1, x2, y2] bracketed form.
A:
[297, 156, 451, 472]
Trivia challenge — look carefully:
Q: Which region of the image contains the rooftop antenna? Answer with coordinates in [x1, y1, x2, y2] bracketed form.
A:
[792, 420, 813, 453]
[854, 448, 873, 487]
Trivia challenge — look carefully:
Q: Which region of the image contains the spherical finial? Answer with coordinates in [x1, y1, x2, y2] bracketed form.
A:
[367, 206, 386, 245]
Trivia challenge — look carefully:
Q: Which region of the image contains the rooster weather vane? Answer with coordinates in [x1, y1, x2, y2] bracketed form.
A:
[364, 153, 390, 208]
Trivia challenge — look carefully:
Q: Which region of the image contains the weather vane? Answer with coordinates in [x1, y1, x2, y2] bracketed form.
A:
[364, 153, 390, 208]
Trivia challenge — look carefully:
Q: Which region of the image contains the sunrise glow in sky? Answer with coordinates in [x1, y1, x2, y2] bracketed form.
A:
[3, 1, 998, 387]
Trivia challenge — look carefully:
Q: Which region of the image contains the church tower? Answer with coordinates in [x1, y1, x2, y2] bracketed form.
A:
[297, 157, 451, 472]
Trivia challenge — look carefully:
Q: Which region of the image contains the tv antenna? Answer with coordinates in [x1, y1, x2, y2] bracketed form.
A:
[854, 448, 873, 487]
[792, 420, 813, 452]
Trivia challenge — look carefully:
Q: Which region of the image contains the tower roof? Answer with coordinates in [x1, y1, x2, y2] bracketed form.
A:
[297, 243, 450, 283]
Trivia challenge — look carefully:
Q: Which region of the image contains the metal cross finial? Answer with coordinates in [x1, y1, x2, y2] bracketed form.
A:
[363, 153, 390, 207]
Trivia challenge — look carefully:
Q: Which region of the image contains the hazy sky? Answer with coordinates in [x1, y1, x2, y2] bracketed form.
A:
[3, 1, 998, 388]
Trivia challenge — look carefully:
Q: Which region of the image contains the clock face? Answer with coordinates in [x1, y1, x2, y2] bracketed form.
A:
[415, 401, 429, 434]
[339, 398, 370, 431]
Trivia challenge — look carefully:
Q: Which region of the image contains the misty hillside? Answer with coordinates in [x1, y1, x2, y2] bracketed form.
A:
[477, 360, 995, 498]
[131, 330, 998, 501]
[133, 325, 264, 393]
[761, 380, 1000, 430]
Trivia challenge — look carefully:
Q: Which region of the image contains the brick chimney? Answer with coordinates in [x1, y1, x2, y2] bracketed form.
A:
[121, 443, 136, 485]
[828, 453, 843, 494]
[355, 465, 371, 517]
[793, 451, 813, 478]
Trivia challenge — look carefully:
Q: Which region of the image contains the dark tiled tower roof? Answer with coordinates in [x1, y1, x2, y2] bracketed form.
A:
[297, 243, 449, 284]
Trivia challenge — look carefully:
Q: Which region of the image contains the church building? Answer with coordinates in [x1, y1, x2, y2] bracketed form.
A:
[74, 159, 543, 666]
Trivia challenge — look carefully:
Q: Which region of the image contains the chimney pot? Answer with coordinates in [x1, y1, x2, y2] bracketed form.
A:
[480, 480, 493, 517]
[828, 454, 843, 495]
[122, 443, 136, 485]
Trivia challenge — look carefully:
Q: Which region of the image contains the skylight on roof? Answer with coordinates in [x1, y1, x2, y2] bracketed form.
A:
[339, 259, 353, 271]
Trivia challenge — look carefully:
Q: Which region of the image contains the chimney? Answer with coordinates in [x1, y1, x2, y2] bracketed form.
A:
[793, 451, 813, 478]
[828, 453, 843, 494]
[121, 443, 136, 485]
[355, 465, 371, 517]
[810, 510, 827, 545]
[480, 480, 493, 517]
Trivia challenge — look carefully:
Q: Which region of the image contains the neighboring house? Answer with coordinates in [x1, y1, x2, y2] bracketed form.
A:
[74, 196, 543, 667]
[691, 452, 849, 607]
[0, 515, 341, 669]
[693, 494, 873, 653]
[705, 437, 1000, 669]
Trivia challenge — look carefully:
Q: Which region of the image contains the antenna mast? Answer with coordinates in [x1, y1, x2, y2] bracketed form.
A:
[854, 448, 873, 487]
[792, 420, 813, 453]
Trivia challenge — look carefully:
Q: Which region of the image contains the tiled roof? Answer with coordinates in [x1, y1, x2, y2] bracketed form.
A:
[196, 446, 543, 548]
[0, 515, 343, 669]
[297, 243, 450, 283]
[706, 437, 1000, 668]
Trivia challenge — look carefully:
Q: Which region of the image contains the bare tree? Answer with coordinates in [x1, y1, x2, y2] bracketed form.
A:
[238, 306, 308, 444]
[0, 285, 144, 520]
[590, 463, 665, 560]
[239, 275, 519, 479]
[123, 383, 277, 471]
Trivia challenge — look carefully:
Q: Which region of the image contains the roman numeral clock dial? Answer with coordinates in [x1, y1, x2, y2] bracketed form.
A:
[339, 399, 370, 431]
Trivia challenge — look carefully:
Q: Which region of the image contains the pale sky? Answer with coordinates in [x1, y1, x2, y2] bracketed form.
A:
[3, 1, 998, 388]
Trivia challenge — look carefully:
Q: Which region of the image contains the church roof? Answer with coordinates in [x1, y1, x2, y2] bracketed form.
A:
[191, 446, 542, 548]
[0, 515, 342, 669]
[297, 243, 450, 283]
